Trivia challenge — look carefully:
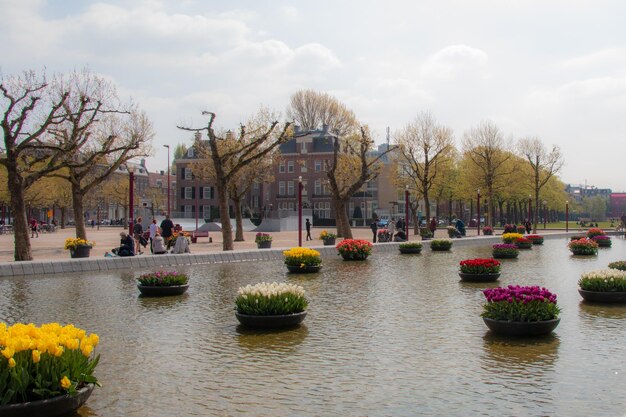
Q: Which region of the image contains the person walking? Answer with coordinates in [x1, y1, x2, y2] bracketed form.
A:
[429, 217, 437, 236]
[30, 218, 39, 238]
[305, 218, 312, 241]
[149, 219, 159, 254]
[160, 214, 174, 241]
[133, 217, 144, 255]
[387, 218, 395, 239]
[370, 219, 378, 243]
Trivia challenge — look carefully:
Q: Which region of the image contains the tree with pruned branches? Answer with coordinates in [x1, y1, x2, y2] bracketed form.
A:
[287, 89, 358, 136]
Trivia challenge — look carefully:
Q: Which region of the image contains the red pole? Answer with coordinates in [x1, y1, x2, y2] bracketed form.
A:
[195, 175, 199, 232]
[566, 201, 569, 232]
[477, 190, 481, 236]
[405, 186, 409, 237]
[528, 196, 532, 224]
[129, 170, 134, 231]
[298, 176, 303, 247]
[164, 144, 171, 216]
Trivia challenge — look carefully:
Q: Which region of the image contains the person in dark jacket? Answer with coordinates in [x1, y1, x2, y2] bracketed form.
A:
[133, 217, 144, 254]
[113, 232, 135, 256]
[370, 220, 378, 243]
[305, 218, 312, 241]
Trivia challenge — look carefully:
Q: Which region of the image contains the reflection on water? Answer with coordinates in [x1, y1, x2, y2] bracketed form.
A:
[1, 238, 626, 416]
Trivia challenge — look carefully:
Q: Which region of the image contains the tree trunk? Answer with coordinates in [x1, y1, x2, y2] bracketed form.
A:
[61, 207, 66, 229]
[335, 199, 352, 239]
[72, 183, 87, 240]
[423, 189, 431, 224]
[448, 198, 453, 225]
[233, 196, 244, 242]
[533, 189, 540, 233]
[7, 166, 32, 261]
[217, 182, 234, 250]
[412, 207, 419, 235]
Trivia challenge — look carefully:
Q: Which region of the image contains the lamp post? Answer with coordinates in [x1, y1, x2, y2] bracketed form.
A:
[128, 165, 135, 231]
[543, 201, 547, 229]
[477, 189, 481, 236]
[528, 195, 532, 225]
[163, 144, 170, 215]
[566, 200, 569, 232]
[298, 176, 303, 247]
[363, 182, 367, 227]
[194, 174, 199, 232]
[405, 185, 409, 237]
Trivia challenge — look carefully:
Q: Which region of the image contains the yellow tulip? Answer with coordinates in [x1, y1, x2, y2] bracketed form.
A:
[8, 358, 16, 368]
[32, 349, 41, 363]
[81, 343, 93, 357]
[60, 376, 71, 389]
[1, 346, 14, 359]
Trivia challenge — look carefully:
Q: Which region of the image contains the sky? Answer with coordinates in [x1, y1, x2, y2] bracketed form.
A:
[1, 0, 625, 190]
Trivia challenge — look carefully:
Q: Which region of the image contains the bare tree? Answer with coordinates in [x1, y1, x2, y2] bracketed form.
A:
[462, 121, 512, 227]
[327, 127, 394, 238]
[518, 137, 563, 233]
[287, 90, 358, 136]
[394, 112, 455, 224]
[178, 111, 291, 251]
[0, 71, 71, 261]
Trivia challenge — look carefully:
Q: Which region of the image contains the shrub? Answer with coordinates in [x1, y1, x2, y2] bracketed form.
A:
[459, 258, 501, 274]
[235, 282, 308, 315]
[501, 233, 524, 243]
[591, 235, 611, 246]
[579, 269, 626, 292]
[482, 226, 494, 235]
[64, 238, 95, 250]
[283, 247, 322, 267]
[137, 270, 188, 286]
[446, 226, 457, 238]
[608, 261, 626, 271]
[482, 285, 560, 322]
[587, 227, 605, 238]
[318, 230, 336, 241]
[430, 239, 452, 250]
[492, 243, 519, 257]
[336, 239, 373, 260]
[0, 323, 100, 405]
[568, 238, 598, 255]
[254, 233, 272, 244]
[419, 228, 433, 239]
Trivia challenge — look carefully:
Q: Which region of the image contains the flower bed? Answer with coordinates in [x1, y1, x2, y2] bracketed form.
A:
[0, 323, 100, 405]
[516, 226, 526, 234]
[482, 226, 494, 235]
[459, 258, 501, 274]
[568, 238, 598, 255]
[318, 230, 337, 245]
[503, 224, 515, 233]
[336, 239, 373, 260]
[526, 234, 544, 244]
[578, 269, 626, 292]
[492, 244, 519, 259]
[501, 233, 524, 243]
[235, 282, 307, 316]
[608, 261, 626, 271]
[283, 247, 322, 271]
[137, 270, 188, 286]
[430, 239, 452, 251]
[254, 233, 272, 244]
[446, 226, 457, 238]
[591, 235, 612, 247]
[482, 285, 560, 322]
[515, 237, 533, 249]
[64, 238, 95, 251]
[398, 242, 422, 254]
[587, 227, 605, 238]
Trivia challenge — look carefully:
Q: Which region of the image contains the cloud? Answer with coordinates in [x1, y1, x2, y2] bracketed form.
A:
[421, 45, 489, 80]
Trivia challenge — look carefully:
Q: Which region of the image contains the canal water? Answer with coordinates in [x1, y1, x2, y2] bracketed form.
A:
[1, 237, 625, 416]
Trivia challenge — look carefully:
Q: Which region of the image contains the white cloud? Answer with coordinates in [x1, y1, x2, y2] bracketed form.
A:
[422, 45, 489, 80]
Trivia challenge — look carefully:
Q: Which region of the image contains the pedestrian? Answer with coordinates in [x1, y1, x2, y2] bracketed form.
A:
[160, 214, 174, 241]
[387, 218, 395, 237]
[133, 217, 144, 255]
[91, 219, 95, 228]
[429, 217, 437, 236]
[30, 218, 38, 238]
[305, 218, 312, 241]
[524, 219, 532, 234]
[370, 219, 378, 243]
[149, 218, 159, 254]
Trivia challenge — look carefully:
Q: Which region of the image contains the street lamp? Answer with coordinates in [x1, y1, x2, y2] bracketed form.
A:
[528, 195, 532, 226]
[543, 201, 547, 229]
[566, 200, 569, 232]
[363, 182, 367, 227]
[477, 189, 481, 236]
[298, 176, 303, 247]
[163, 144, 170, 216]
[128, 165, 135, 231]
[404, 185, 409, 237]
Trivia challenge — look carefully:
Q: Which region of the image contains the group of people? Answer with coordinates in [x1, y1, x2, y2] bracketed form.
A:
[371, 218, 407, 243]
[110, 215, 190, 257]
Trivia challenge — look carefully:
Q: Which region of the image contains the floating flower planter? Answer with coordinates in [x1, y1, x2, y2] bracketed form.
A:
[234, 282, 308, 329]
[284, 247, 322, 273]
[458, 258, 501, 282]
[481, 285, 561, 336]
[514, 237, 533, 249]
[501, 233, 523, 244]
[64, 238, 95, 259]
[137, 271, 189, 296]
[319, 230, 337, 246]
[568, 238, 598, 256]
[398, 242, 422, 254]
[592, 235, 612, 248]
[526, 235, 544, 245]
[430, 239, 452, 251]
[492, 244, 519, 259]
[578, 269, 626, 304]
[255, 233, 272, 249]
[336, 239, 373, 261]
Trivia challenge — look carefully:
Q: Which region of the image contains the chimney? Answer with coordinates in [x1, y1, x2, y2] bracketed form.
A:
[322, 124, 329, 133]
[160, 170, 164, 175]
[294, 125, 301, 134]
[194, 132, 202, 141]
[140, 158, 146, 167]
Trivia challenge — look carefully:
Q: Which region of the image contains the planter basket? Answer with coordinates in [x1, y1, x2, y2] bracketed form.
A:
[596, 240, 612, 248]
[515, 242, 533, 249]
[570, 249, 597, 256]
[235, 311, 307, 329]
[578, 289, 626, 304]
[493, 252, 518, 259]
[458, 272, 500, 282]
[399, 247, 422, 254]
[528, 238, 544, 245]
[322, 238, 336, 246]
[341, 254, 369, 261]
[70, 245, 91, 259]
[257, 241, 272, 249]
[138, 284, 189, 297]
[483, 317, 560, 337]
[286, 265, 322, 274]
[0, 384, 94, 417]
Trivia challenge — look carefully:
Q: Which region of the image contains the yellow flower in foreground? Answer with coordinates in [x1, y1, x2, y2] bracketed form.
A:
[53, 345, 64, 357]
[32, 349, 41, 363]
[8, 358, 16, 368]
[2, 346, 15, 359]
[81, 343, 93, 357]
[60, 376, 71, 389]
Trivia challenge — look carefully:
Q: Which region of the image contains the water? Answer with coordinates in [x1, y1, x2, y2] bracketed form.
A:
[1, 237, 625, 416]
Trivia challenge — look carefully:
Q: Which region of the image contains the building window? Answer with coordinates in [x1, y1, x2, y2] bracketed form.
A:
[185, 187, 192, 199]
[203, 205, 211, 219]
[184, 205, 193, 217]
[323, 183, 330, 195]
[288, 202, 294, 211]
[287, 160, 294, 173]
[279, 181, 285, 196]
[287, 181, 294, 196]
[279, 162, 285, 173]
[184, 168, 192, 180]
[252, 195, 259, 208]
[300, 143, 307, 154]
[187, 148, 194, 158]
[315, 180, 321, 195]
[300, 160, 307, 173]
[315, 160, 321, 172]
[203, 187, 211, 199]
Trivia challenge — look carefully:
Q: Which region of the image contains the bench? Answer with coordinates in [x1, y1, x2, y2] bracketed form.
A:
[191, 230, 210, 243]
